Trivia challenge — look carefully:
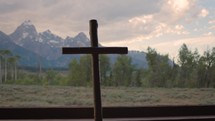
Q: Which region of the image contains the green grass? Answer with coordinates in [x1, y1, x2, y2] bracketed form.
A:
[0, 84, 215, 107]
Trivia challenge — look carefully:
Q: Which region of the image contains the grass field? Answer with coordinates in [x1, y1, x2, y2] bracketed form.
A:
[0, 84, 215, 107]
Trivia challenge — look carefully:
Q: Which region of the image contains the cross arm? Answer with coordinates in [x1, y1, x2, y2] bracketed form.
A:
[62, 47, 128, 54]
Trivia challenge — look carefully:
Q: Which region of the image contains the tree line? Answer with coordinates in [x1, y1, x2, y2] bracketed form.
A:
[2, 43, 215, 88]
[66, 44, 215, 88]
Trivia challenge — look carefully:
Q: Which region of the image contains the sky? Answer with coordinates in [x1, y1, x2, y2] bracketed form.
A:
[0, 0, 215, 58]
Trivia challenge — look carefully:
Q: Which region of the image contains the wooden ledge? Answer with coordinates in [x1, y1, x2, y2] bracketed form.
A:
[0, 105, 215, 120]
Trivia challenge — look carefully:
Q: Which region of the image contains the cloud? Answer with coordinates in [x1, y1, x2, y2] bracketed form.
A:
[129, 15, 154, 26]
[102, 35, 215, 59]
[208, 18, 215, 32]
[0, 0, 163, 37]
[0, 0, 27, 14]
[124, 0, 192, 42]
[204, 32, 213, 36]
[160, 0, 195, 22]
[37, 0, 162, 24]
[149, 35, 215, 58]
[0, 0, 198, 39]
[209, 20, 215, 24]
[198, 8, 209, 17]
[209, 26, 215, 30]
[101, 16, 188, 43]
[166, 0, 191, 15]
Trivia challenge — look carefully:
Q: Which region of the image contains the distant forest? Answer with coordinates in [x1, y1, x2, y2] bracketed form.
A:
[1, 43, 215, 88]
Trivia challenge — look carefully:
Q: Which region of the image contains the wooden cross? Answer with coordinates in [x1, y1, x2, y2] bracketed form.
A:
[62, 19, 128, 121]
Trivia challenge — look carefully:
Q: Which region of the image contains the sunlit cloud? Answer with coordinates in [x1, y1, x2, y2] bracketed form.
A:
[204, 32, 213, 36]
[209, 20, 215, 24]
[126, 0, 192, 42]
[209, 26, 215, 30]
[128, 15, 154, 26]
[198, 8, 209, 18]
[167, 0, 191, 14]
[152, 35, 215, 58]
[155, 1, 192, 23]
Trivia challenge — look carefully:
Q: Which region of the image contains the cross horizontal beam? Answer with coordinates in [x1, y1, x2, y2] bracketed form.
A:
[62, 47, 128, 54]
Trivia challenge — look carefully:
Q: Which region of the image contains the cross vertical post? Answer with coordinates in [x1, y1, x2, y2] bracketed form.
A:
[90, 20, 102, 121]
[62, 19, 128, 121]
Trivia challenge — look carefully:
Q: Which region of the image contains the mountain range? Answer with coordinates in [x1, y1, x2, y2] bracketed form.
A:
[0, 20, 147, 68]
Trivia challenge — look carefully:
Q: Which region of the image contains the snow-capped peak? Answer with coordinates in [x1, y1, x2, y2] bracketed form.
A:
[10, 20, 92, 48]
[74, 32, 89, 41]
[40, 29, 62, 40]
[18, 20, 37, 32]
[43, 29, 51, 34]
[9, 20, 38, 46]
[22, 20, 33, 26]
[76, 32, 87, 38]
[65, 36, 73, 40]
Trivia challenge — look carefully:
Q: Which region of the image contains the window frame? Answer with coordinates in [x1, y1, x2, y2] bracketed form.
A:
[0, 105, 215, 120]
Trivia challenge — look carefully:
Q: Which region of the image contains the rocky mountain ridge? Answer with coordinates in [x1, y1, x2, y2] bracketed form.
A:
[0, 20, 147, 68]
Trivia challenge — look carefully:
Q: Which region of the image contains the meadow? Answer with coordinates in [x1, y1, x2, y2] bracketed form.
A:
[0, 84, 215, 107]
